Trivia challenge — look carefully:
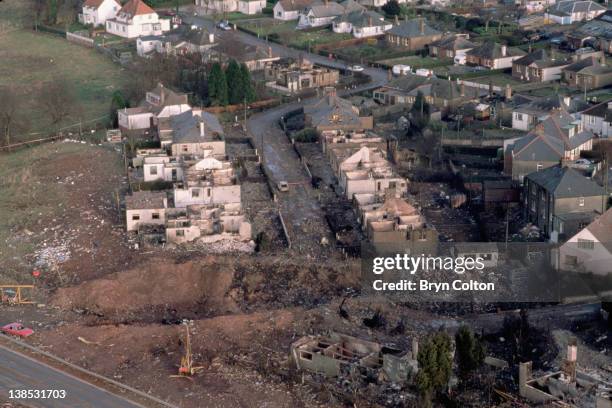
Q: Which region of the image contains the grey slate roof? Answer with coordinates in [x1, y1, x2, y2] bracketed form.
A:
[429, 35, 477, 51]
[338, 9, 387, 27]
[276, 0, 314, 11]
[581, 99, 612, 121]
[466, 42, 526, 59]
[386, 18, 440, 38]
[513, 49, 569, 69]
[549, 0, 606, 16]
[513, 133, 564, 162]
[525, 166, 605, 198]
[170, 111, 224, 143]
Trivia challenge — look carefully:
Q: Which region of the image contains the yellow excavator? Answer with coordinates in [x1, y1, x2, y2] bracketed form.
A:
[173, 323, 203, 378]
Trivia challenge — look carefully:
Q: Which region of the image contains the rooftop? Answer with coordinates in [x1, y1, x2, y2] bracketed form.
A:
[525, 166, 605, 198]
[126, 191, 167, 210]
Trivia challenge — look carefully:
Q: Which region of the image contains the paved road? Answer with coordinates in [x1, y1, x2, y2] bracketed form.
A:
[0, 345, 143, 408]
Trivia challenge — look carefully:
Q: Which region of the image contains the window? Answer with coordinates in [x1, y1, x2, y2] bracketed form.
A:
[577, 238, 594, 250]
[578, 197, 585, 207]
[132, 214, 140, 221]
[536, 163, 543, 171]
[149, 166, 158, 175]
[192, 189, 200, 198]
[176, 229, 185, 237]
[207, 188, 211, 197]
[152, 213, 160, 220]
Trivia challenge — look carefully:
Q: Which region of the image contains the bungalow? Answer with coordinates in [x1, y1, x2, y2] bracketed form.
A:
[332, 10, 392, 38]
[512, 49, 569, 82]
[195, 0, 238, 13]
[273, 0, 314, 20]
[521, 0, 555, 13]
[105, 0, 170, 39]
[304, 88, 373, 132]
[581, 99, 612, 137]
[203, 37, 280, 71]
[297, 0, 364, 29]
[465, 42, 526, 69]
[136, 28, 216, 57]
[385, 18, 442, 51]
[429, 34, 476, 60]
[559, 208, 612, 275]
[546, 0, 606, 25]
[373, 76, 487, 112]
[79, 0, 121, 27]
[118, 83, 191, 132]
[524, 165, 606, 238]
[562, 57, 612, 91]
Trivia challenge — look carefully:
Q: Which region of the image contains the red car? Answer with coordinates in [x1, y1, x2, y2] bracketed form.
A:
[1, 323, 34, 338]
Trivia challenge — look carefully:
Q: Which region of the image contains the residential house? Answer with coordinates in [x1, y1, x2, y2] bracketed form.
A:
[511, 95, 575, 131]
[506, 110, 595, 182]
[385, 18, 442, 51]
[373, 76, 487, 112]
[521, 0, 555, 13]
[238, 0, 267, 14]
[545, 0, 606, 25]
[105, 0, 170, 39]
[195, 0, 238, 13]
[562, 57, 612, 91]
[559, 208, 612, 275]
[297, 0, 364, 29]
[203, 37, 280, 71]
[172, 157, 240, 209]
[118, 83, 191, 132]
[273, 0, 314, 20]
[512, 49, 570, 82]
[291, 333, 418, 381]
[264, 58, 339, 92]
[332, 10, 392, 38]
[581, 99, 612, 137]
[165, 203, 251, 244]
[125, 191, 168, 232]
[79, 0, 121, 27]
[165, 111, 226, 157]
[523, 165, 606, 238]
[335, 146, 407, 200]
[357, 195, 438, 253]
[429, 34, 476, 60]
[136, 28, 216, 57]
[465, 42, 526, 69]
[303, 88, 373, 132]
[142, 154, 183, 182]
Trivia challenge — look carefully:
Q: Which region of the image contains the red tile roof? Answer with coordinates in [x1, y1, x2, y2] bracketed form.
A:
[83, 0, 106, 7]
[119, 0, 156, 17]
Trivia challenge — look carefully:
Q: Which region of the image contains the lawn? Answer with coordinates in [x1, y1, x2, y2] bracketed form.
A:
[0, 0, 133, 142]
[239, 19, 352, 49]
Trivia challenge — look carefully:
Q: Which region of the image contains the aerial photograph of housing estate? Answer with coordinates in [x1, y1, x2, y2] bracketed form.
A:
[1, 0, 612, 406]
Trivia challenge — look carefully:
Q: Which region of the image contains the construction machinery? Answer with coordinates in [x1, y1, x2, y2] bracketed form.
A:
[174, 323, 203, 378]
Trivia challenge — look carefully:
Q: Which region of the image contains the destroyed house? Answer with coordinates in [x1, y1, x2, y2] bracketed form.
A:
[303, 89, 373, 132]
[291, 333, 418, 383]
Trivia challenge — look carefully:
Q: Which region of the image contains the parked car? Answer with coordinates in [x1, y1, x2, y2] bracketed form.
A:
[572, 158, 593, 169]
[217, 20, 232, 31]
[348, 65, 364, 72]
[1, 323, 34, 338]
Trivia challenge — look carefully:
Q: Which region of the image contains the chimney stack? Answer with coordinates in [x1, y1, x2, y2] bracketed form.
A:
[268, 46, 273, 58]
[368, 16, 372, 26]
[501, 44, 507, 57]
[209, 32, 215, 43]
[419, 18, 425, 35]
[199, 119, 205, 137]
[505, 83, 512, 100]
[394, 15, 399, 25]
[460, 82, 465, 97]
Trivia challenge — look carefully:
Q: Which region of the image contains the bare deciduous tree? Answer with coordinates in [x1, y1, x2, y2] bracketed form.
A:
[0, 87, 24, 148]
[39, 78, 79, 128]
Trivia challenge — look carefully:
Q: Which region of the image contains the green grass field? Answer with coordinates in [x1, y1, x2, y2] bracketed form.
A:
[240, 19, 352, 49]
[0, 0, 133, 141]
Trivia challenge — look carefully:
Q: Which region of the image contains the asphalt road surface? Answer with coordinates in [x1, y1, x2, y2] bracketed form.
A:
[0, 345, 143, 408]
